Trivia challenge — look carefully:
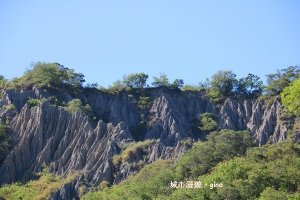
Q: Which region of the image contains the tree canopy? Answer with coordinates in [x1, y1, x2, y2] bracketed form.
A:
[151, 73, 170, 87]
[11, 62, 85, 91]
[236, 73, 264, 97]
[207, 70, 238, 102]
[122, 73, 148, 88]
[281, 78, 300, 116]
[266, 66, 300, 95]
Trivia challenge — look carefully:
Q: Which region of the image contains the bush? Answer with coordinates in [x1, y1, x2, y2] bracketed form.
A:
[122, 73, 148, 88]
[281, 79, 300, 116]
[198, 112, 218, 132]
[114, 140, 155, 164]
[175, 129, 253, 179]
[84, 160, 175, 200]
[151, 73, 170, 87]
[207, 70, 238, 102]
[266, 66, 300, 96]
[7, 62, 85, 92]
[2, 104, 16, 111]
[0, 75, 9, 89]
[171, 79, 184, 88]
[181, 84, 203, 91]
[236, 73, 264, 97]
[137, 96, 151, 110]
[27, 98, 44, 108]
[63, 99, 94, 118]
[0, 168, 79, 200]
[107, 80, 130, 94]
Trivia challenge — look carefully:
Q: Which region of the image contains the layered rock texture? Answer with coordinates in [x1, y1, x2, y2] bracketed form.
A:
[0, 87, 293, 199]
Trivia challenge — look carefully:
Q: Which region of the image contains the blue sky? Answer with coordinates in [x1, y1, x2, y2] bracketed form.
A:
[0, 0, 299, 86]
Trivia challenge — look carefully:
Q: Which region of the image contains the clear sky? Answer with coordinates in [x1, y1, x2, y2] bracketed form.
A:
[0, 0, 299, 86]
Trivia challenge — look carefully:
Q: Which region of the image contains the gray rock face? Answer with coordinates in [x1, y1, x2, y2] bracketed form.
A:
[0, 88, 293, 198]
[50, 180, 79, 200]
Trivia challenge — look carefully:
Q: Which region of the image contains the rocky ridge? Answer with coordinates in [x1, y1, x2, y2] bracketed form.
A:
[0, 87, 292, 199]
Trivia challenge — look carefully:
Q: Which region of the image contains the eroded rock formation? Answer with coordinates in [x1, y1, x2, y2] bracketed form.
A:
[0, 87, 292, 199]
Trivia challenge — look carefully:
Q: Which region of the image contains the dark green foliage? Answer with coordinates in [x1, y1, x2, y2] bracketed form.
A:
[122, 73, 149, 88]
[0, 122, 11, 165]
[47, 96, 59, 106]
[281, 79, 300, 116]
[27, 98, 44, 108]
[84, 130, 256, 199]
[171, 79, 184, 88]
[107, 80, 130, 94]
[85, 83, 99, 89]
[236, 73, 264, 97]
[87, 138, 300, 200]
[0, 75, 8, 89]
[8, 62, 85, 92]
[0, 169, 79, 200]
[175, 130, 253, 179]
[137, 96, 151, 110]
[151, 73, 170, 87]
[207, 70, 238, 102]
[266, 66, 300, 96]
[198, 112, 218, 132]
[170, 141, 300, 200]
[84, 160, 175, 200]
[258, 187, 289, 200]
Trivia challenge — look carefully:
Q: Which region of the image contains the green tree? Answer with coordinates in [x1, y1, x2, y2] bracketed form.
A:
[151, 73, 170, 87]
[175, 129, 253, 179]
[14, 62, 85, 91]
[171, 79, 184, 88]
[258, 187, 289, 200]
[237, 73, 264, 97]
[266, 66, 300, 95]
[107, 80, 129, 93]
[122, 73, 148, 88]
[281, 79, 300, 116]
[207, 70, 238, 102]
[198, 112, 218, 132]
[0, 75, 9, 89]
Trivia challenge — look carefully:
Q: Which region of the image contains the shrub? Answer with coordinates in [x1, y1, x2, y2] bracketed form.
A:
[138, 96, 151, 110]
[281, 78, 300, 116]
[236, 73, 264, 97]
[114, 140, 156, 164]
[0, 168, 79, 200]
[151, 73, 170, 87]
[266, 66, 300, 96]
[27, 98, 44, 108]
[171, 79, 184, 88]
[207, 70, 238, 102]
[2, 104, 16, 111]
[122, 73, 148, 88]
[198, 112, 218, 132]
[6, 62, 85, 92]
[64, 99, 93, 116]
[181, 84, 203, 91]
[107, 80, 130, 94]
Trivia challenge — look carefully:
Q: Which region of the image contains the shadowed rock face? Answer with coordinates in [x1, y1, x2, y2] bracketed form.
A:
[0, 88, 291, 199]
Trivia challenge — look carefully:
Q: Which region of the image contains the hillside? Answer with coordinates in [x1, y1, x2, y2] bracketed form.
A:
[0, 64, 299, 199]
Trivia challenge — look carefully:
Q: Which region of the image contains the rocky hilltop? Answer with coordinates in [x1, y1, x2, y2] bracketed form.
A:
[0, 87, 292, 199]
